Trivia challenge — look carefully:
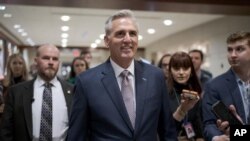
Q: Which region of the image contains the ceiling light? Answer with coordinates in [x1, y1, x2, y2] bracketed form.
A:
[21, 32, 27, 36]
[18, 28, 24, 33]
[91, 43, 97, 48]
[99, 34, 105, 39]
[61, 26, 69, 31]
[138, 35, 143, 40]
[61, 43, 67, 48]
[95, 39, 101, 44]
[61, 38, 68, 43]
[26, 38, 35, 46]
[147, 28, 155, 34]
[163, 19, 173, 26]
[14, 24, 21, 29]
[61, 15, 70, 21]
[0, 6, 6, 10]
[3, 13, 12, 18]
[61, 33, 69, 38]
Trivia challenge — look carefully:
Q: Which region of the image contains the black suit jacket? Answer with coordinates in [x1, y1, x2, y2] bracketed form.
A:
[0, 77, 73, 141]
[67, 60, 177, 141]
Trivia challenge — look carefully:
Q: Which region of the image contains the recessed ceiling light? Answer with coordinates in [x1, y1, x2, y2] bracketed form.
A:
[138, 35, 143, 40]
[14, 24, 21, 29]
[0, 6, 6, 10]
[91, 43, 97, 48]
[95, 39, 101, 44]
[18, 28, 24, 33]
[61, 26, 69, 31]
[62, 43, 67, 47]
[61, 38, 68, 43]
[147, 28, 155, 34]
[61, 33, 69, 38]
[61, 15, 70, 21]
[163, 19, 173, 26]
[3, 13, 12, 18]
[21, 32, 27, 36]
[26, 38, 35, 46]
[99, 34, 105, 39]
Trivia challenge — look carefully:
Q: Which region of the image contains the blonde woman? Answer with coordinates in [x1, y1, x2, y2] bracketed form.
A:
[2, 53, 28, 102]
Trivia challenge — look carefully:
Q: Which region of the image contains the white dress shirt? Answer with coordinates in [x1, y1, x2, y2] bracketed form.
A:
[32, 76, 68, 141]
[110, 58, 136, 110]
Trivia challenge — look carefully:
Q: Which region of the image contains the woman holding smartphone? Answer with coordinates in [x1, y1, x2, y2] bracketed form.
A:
[167, 51, 203, 141]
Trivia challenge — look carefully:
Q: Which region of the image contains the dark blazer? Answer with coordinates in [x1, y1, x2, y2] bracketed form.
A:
[200, 69, 212, 89]
[169, 92, 203, 139]
[0, 77, 73, 141]
[67, 60, 177, 141]
[202, 69, 245, 141]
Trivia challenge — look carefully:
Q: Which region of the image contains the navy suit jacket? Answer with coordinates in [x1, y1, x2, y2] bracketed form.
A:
[202, 69, 246, 141]
[67, 59, 177, 141]
[0, 78, 73, 141]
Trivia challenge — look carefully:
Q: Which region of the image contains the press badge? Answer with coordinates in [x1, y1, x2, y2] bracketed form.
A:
[183, 122, 195, 139]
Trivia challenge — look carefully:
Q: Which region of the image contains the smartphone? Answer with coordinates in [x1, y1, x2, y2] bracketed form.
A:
[212, 101, 242, 125]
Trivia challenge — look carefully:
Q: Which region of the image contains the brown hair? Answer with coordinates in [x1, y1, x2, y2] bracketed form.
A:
[167, 51, 202, 95]
[158, 53, 172, 68]
[227, 31, 250, 46]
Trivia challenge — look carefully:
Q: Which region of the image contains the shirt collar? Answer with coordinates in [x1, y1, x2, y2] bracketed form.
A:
[110, 58, 135, 78]
[36, 75, 58, 87]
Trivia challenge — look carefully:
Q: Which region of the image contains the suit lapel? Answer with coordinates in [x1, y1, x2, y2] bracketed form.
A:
[22, 80, 35, 139]
[58, 78, 73, 117]
[226, 69, 246, 123]
[134, 61, 147, 132]
[101, 60, 134, 131]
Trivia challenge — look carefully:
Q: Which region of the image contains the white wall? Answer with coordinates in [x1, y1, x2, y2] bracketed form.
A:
[145, 15, 250, 77]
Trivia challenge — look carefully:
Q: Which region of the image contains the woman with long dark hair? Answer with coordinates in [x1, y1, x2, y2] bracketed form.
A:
[167, 51, 204, 141]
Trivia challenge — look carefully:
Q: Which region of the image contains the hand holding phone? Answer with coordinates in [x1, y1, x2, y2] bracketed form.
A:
[212, 101, 242, 125]
[182, 89, 199, 100]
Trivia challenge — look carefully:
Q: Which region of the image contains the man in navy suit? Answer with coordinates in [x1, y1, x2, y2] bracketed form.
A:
[202, 31, 250, 141]
[67, 9, 177, 141]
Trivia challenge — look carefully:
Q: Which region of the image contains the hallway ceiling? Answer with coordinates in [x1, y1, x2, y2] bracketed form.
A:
[1, 0, 249, 48]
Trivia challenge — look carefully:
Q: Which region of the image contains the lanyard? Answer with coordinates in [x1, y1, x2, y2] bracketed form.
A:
[173, 89, 188, 124]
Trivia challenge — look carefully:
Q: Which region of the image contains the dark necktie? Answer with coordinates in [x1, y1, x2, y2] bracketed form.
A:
[39, 83, 53, 141]
[120, 70, 135, 128]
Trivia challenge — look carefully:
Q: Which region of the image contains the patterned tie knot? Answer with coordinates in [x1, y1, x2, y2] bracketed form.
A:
[120, 70, 130, 78]
[44, 83, 52, 88]
[120, 70, 130, 86]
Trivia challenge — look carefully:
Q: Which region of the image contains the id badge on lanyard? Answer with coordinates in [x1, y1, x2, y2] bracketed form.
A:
[183, 118, 196, 139]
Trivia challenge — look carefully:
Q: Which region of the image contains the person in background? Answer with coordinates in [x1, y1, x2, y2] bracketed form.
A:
[0, 84, 3, 105]
[203, 32, 250, 141]
[167, 51, 204, 141]
[67, 57, 89, 84]
[67, 9, 177, 141]
[158, 53, 172, 79]
[28, 62, 37, 80]
[0, 84, 3, 121]
[2, 53, 28, 103]
[189, 49, 212, 90]
[0, 44, 73, 141]
[202, 31, 250, 141]
[80, 49, 92, 67]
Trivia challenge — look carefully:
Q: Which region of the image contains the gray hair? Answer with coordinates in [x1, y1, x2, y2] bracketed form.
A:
[105, 9, 139, 35]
